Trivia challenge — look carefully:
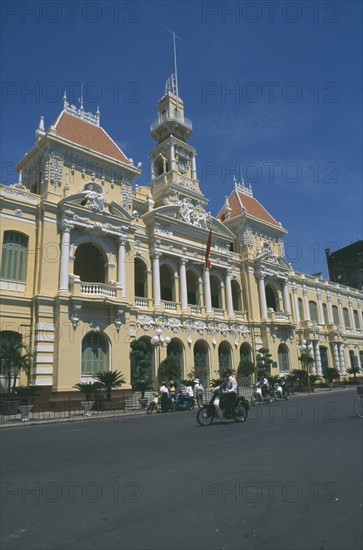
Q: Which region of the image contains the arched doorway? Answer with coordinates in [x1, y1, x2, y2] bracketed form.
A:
[160, 264, 174, 302]
[265, 284, 277, 311]
[218, 341, 232, 377]
[278, 343, 290, 373]
[74, 243, 106, 283]
[194, 340, 209, 387]
[134, 258, 147, 298]
[167, 338, 184, 380]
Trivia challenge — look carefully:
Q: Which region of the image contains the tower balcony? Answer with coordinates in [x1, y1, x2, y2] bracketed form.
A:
[150, 113, 193, 134]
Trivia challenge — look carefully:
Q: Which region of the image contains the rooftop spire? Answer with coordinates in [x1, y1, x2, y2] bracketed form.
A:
[166, 28, 181, 106]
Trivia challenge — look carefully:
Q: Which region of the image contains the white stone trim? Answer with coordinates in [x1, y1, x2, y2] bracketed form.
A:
[34, 377, 53, 386]
[35, 366, 53, 374]
[36, 355, 54, 363]
[0, 213, 36, 225]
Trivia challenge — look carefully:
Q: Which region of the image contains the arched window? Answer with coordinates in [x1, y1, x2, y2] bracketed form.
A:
[81, 332, 109, 376]
[160, 264, 174, 302]
[349, 350, 358, 369]
[186, 270, 199, 306]
[74, 243, 106, 283]
[231, 280, 242, 311]
[240, 342, 252, 362]
[309, 301, 319, 322]
[353, 310, 360, 330]
[332, 305, 340, 325]
[1, 232, 28, 281]
[167, 339, 184, 378]
[343, 308, 351, 328]
[218, 342, 232, 377]
[134, 258, 147, 298]
[210, 275, 222, 309]
[322, 303, 329, 324]
[278, 344, 290, 372]
[266, 285, 277, 311]
[194, 341, 209, 387]
[298, 298, 304, 321]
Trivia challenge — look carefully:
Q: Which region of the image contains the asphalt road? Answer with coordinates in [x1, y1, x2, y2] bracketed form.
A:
[1, 389, 362, 550]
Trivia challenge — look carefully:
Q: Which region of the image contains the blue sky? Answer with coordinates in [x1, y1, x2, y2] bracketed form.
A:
[1, 0, 362, 277]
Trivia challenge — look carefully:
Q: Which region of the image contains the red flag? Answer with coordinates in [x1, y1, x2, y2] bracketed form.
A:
[205, 230, 212, 269]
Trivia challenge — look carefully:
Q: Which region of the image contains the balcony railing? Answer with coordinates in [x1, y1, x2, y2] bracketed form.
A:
[150, 113, 193, 132]
[135, 297, 148, 308]
[80, 283, 116, 298]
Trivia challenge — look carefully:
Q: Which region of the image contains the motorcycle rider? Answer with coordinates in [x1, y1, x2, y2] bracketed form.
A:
[277, 375, 286, 398]
[214, 369, 238, 419]
[160, 381, 169, 413]
[256, 375, 269, 400]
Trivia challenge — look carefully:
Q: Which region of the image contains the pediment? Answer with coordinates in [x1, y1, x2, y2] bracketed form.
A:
[143, 204, 235, 240]
[59, 193, 132, 222]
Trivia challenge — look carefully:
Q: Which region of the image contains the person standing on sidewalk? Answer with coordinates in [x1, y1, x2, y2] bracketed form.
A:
[194, 378, 205, 408]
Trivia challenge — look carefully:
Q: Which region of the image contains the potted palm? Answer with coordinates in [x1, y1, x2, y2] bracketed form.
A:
[93, 370, 126, 409]
[323, 368, 340, 390]
[14, 386, 41, 421]
[73, 381, 102, 416]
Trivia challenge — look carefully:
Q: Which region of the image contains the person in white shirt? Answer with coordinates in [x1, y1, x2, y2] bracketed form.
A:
[214, 369, 237, 419]
[160, 381, 169, 413]
[194, 378, 205, 408]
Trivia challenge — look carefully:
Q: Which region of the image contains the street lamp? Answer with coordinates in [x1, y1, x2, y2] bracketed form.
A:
[151, 328, 171, 380]
[299, 339, 312, 392]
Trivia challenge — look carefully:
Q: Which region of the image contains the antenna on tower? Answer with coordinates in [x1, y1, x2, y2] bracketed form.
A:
[166, 28, 181, 107]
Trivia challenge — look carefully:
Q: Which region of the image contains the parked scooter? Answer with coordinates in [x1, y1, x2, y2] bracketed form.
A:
[196, 389, 249, 426]
[146, 394, 161, 414]
[174, 392, 195, 411]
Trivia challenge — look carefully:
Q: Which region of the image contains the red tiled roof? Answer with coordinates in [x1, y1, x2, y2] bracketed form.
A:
[217, 188, 280, 227]
[52, 112, 129, 163]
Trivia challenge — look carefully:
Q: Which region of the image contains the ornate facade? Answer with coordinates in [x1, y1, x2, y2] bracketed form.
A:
[0, 84, 362, 393]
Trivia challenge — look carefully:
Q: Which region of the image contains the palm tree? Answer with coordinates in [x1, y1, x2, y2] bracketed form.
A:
[73, 381, 103, 401]
[0, 341, 33, 393]
[93, 370, 125, 401]
[347, 365, 361, 383]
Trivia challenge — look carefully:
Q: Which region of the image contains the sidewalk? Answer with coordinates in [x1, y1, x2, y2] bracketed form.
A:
[0, 386, 355, 429]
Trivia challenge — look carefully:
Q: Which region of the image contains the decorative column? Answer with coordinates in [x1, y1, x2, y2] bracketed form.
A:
[303, 286, 310, 321]
[332, 342, 341, 372]
[152, 251, 161, 308]
[225, 269, 234, 317]
[292, 283, 300, 324]
[314, 341, 322, 375]
[59, 220, 73, 291]
[170, 142, 176, 171]
[118, 236, 127, 299]
[338, 343, 346, 374]
[327, 291, 333, 323]
[282, 280, 291, 315]
[179, 257, 188, 311]
[192, 155, 197, 180]
[257, 273, 268, 320]
[151, 158, 155, 180]
[204, 268, 212, 314]
[338, 296, 345, 331]
[308, 341, 316, 374]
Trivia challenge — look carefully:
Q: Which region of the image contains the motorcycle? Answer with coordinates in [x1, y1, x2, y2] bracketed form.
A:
[146, 394, 161, 414]
[272, 383, 290, 400]
[174, 392, 195, 411]
[196, 389, 249, 426]
[251, 385, 273, 405]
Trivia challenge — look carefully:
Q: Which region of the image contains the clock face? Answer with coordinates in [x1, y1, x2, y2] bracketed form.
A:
[178, 158, 186, 172]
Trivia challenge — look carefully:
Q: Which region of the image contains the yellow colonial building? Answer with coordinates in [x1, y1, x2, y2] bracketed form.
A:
[0, 83, 362, 395]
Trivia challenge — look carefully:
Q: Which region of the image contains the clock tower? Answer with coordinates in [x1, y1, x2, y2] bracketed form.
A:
[149, 77, 207, 211]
